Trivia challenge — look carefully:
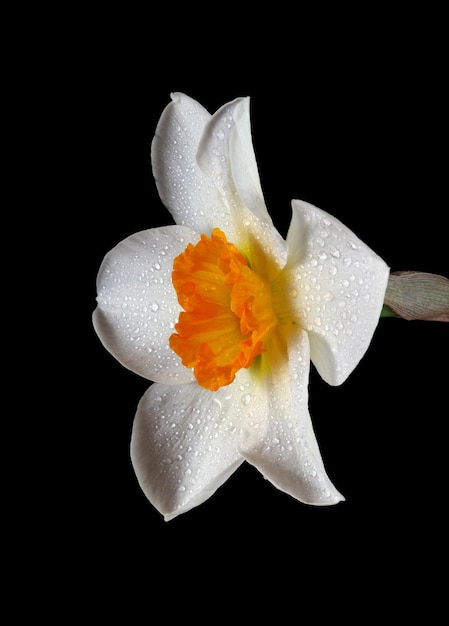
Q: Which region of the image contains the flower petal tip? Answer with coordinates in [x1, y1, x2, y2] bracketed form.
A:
[306, 487, 345, 506]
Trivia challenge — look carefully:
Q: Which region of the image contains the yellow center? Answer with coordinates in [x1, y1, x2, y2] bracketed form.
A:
[170, 228, 284, 391]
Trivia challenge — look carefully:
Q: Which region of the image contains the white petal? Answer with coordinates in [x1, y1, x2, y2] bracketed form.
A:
[198, 97, 268, 223]
[197, 96, 287, 272]
[130, 381, 244, 520]
[93, 225, 197, 384]
[239, 328, 343, 505]
[286, 200, 390, 385]
[151, 92, 228, 235]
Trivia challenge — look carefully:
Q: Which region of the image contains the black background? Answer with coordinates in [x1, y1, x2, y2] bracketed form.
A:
[63, 9, 448, 620]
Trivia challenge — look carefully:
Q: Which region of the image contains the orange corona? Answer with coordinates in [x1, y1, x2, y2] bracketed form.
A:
[170, 228, 279, 391]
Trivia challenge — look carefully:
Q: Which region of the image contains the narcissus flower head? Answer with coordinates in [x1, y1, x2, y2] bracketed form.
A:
[93, 93, 389, 520]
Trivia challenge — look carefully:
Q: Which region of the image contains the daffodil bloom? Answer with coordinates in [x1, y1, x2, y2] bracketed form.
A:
[93, 93, 389, 520]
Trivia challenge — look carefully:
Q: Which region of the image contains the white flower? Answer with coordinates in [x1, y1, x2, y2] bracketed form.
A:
[93, 93, 389, 520]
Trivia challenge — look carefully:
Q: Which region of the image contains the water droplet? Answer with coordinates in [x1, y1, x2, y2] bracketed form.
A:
[150, 302, 159, 312]
[216, 129, 225, 140]
[153, 262, 161, 270]
[330, 247, 341, 258]
[323, 291, 334, 302]
[242, 393, 252, 406]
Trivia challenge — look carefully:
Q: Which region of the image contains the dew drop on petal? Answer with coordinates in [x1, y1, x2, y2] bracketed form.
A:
[330, 246, 341, 258]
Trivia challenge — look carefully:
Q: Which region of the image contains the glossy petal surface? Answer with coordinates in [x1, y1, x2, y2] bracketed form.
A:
[239, 327, 344, 504]
[285, 200, 389, 385]
[93, 225, 197, 383]
[197, 97, 286, 267]
[131, 380, 247, 520]
[151, 92, 225, 235]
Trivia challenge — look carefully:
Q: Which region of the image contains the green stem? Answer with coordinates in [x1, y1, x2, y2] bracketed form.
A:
[380, 304, 399, 318]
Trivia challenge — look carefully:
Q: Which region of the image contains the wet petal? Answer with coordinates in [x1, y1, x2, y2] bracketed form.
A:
[151, 92, 229, 236]
[93, 225, 197, 384]
[286, 199, 389, 385]
[130, 381, 245, 520]
[197, 96, 286, 273]
[239, 327, 344, 505]
[197, 97, 268, 222]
